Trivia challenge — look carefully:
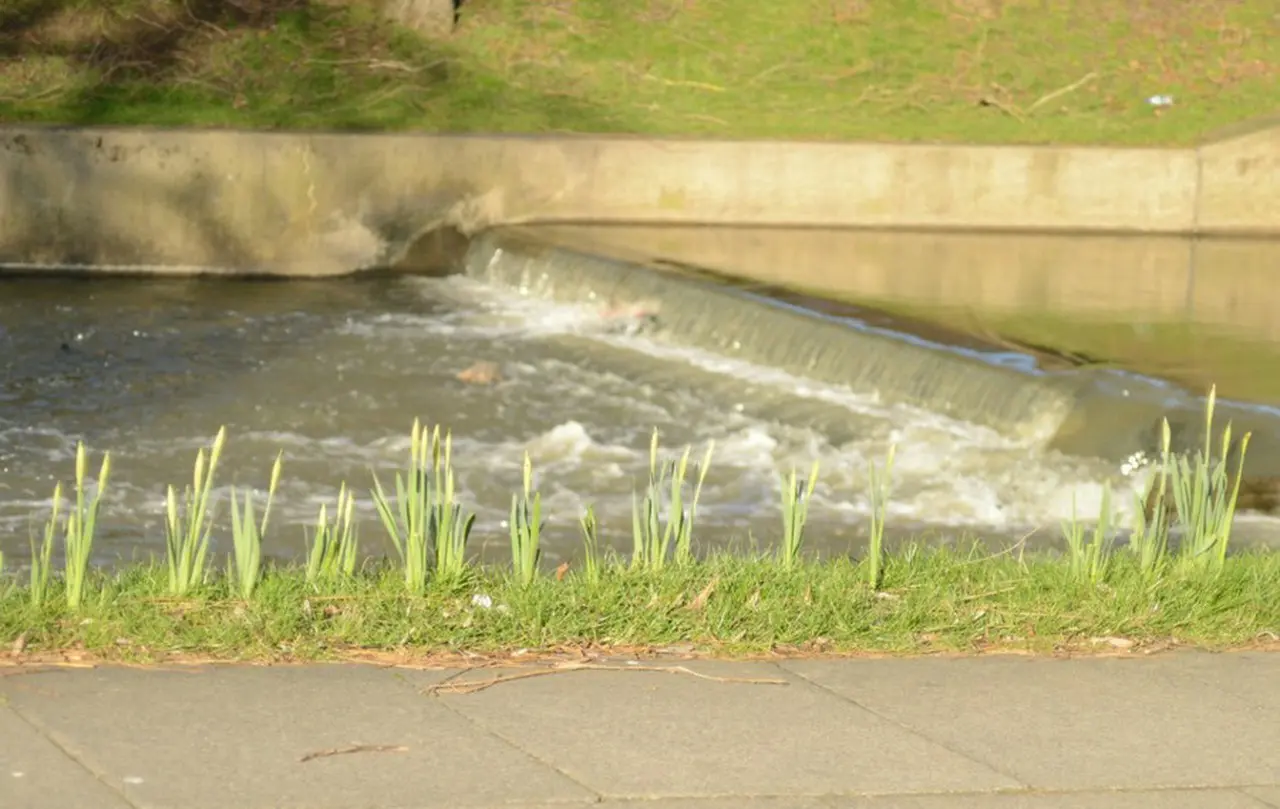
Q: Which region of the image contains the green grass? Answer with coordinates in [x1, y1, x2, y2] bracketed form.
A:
[508, 451, 544, 588]
[370, 420, 477, 592]
[163, 426, 226, 597]
[1063, 482, 1114, 586]
[865, 444, 896, 590]
[630, 430, 713, 572]
[0, 0, 1275, 144]
[305, 483, 360, 586]
[779, 461, 820, 571]
[228, 451, 283, 600]
[0, 395, 1277, 662]
[2, 548, 1277, 663]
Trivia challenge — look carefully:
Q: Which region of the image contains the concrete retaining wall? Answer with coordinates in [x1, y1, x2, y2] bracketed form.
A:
[1196, 115, 1280, 236]
[0, 122, 1276, 276]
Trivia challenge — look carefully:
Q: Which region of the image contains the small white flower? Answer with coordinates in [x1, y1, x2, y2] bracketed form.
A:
[471, 594, 493, 610]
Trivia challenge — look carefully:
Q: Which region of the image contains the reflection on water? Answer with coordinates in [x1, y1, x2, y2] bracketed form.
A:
[510, 225, 1280, 406]
[0, 272, 1168, 568]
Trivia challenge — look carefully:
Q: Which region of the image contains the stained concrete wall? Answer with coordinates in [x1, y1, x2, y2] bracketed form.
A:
[1196, 115, 1280, 236]
[0, 122, 1275, 276]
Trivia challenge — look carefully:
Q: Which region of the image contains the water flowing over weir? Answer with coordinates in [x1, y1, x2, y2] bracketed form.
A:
[6, 231, 1280, 569]
[465, 228, 1280, 482]
[465, 231, 1087, 445]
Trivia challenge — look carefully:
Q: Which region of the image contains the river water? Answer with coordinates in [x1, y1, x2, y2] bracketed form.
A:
[20, 249, 1280, 570]
[0, 269, 1268, 569]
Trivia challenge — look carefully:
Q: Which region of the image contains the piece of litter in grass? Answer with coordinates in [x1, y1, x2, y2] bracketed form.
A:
[471, 594, 493, 609]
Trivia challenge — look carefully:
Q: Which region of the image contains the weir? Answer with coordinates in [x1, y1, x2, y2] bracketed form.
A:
[461, 228, 1280, 479]
[465, 230, 1089, 445]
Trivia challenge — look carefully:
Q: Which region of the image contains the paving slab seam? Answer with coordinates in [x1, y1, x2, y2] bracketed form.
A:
[397, 670, 607, 803]
[1250, 788, 1280, 809]
[556, 785, 1276, 801]
[774, 662, 1029, 790]
[2, 702, 142, 809]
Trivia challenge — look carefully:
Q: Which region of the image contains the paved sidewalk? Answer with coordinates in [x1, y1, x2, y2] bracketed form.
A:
[1, 651, 1277, 809]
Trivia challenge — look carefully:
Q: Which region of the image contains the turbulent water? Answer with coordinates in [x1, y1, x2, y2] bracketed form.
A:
[0, 272, 1235, 569]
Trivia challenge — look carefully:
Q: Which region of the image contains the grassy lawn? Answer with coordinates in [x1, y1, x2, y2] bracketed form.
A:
[0, 0, 1275, 144]
[5, 551, 1279, 664]
[1, 409, 1276, 663]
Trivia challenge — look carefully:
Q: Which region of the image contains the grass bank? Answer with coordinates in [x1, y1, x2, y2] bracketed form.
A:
[1, 0, 1275, 144]
[2, 393, 1277, 663]
[4, 551, 1279, 664]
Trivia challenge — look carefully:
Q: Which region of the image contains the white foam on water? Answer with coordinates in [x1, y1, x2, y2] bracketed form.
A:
[338, 276, 613, 341]
[6, 274, 1279, 562]
[385, 277, 1152, 533]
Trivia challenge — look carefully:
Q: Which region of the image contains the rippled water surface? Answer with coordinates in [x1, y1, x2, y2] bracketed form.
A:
[0, 272, 1223, 568]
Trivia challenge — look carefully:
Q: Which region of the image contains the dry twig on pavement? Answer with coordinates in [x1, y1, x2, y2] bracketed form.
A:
[424, 660, 789, 696]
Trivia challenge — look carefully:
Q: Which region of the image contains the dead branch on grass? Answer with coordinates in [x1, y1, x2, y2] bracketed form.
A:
[642, 73, 725, 92]
[1028, 72, 1099, 113]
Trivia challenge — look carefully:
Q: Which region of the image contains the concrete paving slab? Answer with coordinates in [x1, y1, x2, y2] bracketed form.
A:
[0, 705, 134, 809]
[523, 800, 827, 809]
[597, 800, 829, 809]
[415, 791, 1274, 809]
[415, 659, 1019, 798]
[1142, 651, 1280, 712]
[0, 663, 594, 809]
[1244, 786, 1280, 808]
[783, 655, 1280, 791]
[822, 789, 1273, 808]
